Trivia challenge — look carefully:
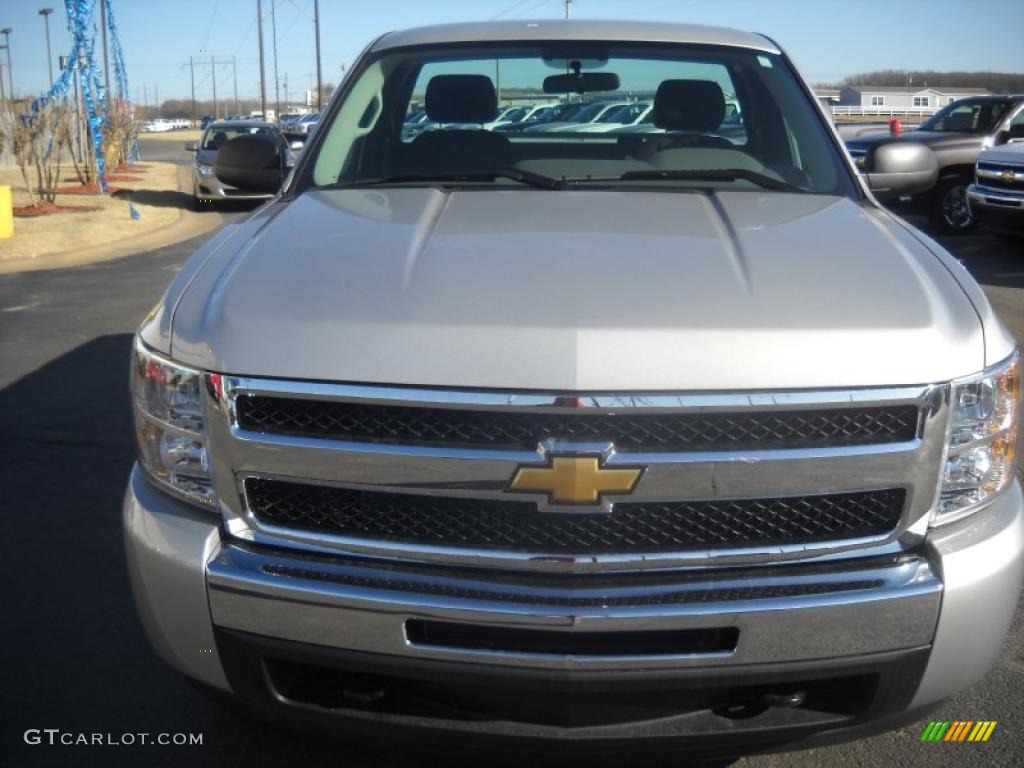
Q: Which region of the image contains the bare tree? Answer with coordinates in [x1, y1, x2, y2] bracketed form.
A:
[33, 106, 72, 203]
[0, 107, 38, 204]
[104, 99, 138, 170]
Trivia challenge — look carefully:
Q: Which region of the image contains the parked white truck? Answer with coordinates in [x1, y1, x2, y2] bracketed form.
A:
[125, 20, 1023, 760]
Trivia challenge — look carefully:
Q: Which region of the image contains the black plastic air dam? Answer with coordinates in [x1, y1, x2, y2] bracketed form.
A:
[213, 628, 933, 759]
[405, 620, 739, 656]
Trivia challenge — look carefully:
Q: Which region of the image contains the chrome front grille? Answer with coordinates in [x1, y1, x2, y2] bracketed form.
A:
[235, 394, 920, 452]
[977, 163, 1024, 193]
[205, 378, 949, 572]
[245, 477, 904, 552]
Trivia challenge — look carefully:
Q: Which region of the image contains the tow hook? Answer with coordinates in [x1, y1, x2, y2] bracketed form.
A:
[762, 690, 806, 708]
[714, 689, 806, 720]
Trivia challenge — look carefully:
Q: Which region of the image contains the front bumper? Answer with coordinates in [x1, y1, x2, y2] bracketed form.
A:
[968, 184, 1024, 232]
[124, 464, 1024, 751]
[191, 166, 274, 201]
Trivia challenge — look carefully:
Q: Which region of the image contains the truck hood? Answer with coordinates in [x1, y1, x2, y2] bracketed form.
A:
[170, 187, 984, 390]
[978, 143, 1024, 165]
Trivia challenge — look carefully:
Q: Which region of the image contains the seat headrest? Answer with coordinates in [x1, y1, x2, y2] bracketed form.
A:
[653, 80, 726, 132]
[425, 75, 497, 123]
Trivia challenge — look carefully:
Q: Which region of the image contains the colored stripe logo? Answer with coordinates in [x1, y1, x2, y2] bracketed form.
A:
[921, 721, 997, 742]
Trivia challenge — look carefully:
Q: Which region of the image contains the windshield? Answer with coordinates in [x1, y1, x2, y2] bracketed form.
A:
[308, 42, 853, 196]
[202, 125, 278, 150]
[502, 106, 529, 122]
[601, 103, 649, 124]
[919, 99, 1014, 134]
[570, 102, 615, 123]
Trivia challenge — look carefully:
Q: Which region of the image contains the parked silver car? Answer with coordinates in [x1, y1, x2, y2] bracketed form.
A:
[186, 120, 295, 203]
[128, 19, 1022, 760]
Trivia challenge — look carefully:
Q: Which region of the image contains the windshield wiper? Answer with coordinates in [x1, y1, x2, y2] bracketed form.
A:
[579, 168, 807, 193]
[338, 168, 562, 190]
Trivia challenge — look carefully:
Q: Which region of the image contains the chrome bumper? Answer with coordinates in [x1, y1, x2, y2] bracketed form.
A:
[125, 464, 1023, 709]
[192, 168, 273, 201]
[967, 184, 1024, 213]
[206, 544, 941, 671]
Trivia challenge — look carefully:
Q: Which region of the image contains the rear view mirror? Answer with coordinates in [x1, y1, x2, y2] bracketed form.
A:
[544, 72, 620, 94]
[214, 135, 284, 194]
[864, 142, 938, 200]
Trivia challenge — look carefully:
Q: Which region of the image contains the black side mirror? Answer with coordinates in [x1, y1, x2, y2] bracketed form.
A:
[214, 135, 284, 193]
[1007, 124, 1024, 143]
[864, 141, 938, 200]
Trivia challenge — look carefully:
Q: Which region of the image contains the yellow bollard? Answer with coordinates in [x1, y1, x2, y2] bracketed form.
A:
[0, 185, 13, 238]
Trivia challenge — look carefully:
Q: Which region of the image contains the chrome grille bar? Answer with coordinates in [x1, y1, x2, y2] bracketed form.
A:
[204, 377, 949, 573]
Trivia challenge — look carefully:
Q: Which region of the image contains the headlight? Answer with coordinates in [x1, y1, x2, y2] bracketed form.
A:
[934, 352, 1020, 526]
[198, 164, 215, 176]
[131, 338, 215, 508]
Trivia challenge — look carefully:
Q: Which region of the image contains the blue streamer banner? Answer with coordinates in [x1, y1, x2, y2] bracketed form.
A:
[31, 0, 133, 191]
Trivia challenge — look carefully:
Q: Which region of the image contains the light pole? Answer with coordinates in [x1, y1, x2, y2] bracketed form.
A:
[1, 29, 13, 99]
[314, 0, 322, 111]
[38, 8, 54, 85]
[271, 0, 280, 118]
[256, 0, 267, 118]
[99, 0, 111, 103]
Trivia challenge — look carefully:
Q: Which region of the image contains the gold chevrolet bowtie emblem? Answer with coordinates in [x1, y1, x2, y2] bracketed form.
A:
[508, 456, 642, 505]
[1001, 170, 1016, 183]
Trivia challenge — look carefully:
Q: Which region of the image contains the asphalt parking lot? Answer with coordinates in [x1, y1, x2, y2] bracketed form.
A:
[1, 202, 1022, 767]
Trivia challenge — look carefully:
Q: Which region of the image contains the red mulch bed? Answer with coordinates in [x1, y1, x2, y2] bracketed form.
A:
[114, 163, 150, 172]
[62, 174, 141, 184]
[13, 201, 102, 217]
[58, 182, 123, 195]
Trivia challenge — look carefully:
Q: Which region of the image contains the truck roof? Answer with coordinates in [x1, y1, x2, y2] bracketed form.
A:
[373, 19, 778, 54]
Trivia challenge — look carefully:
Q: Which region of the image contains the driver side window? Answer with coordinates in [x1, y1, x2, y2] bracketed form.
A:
[933, 104, 978, 132]
[1008, 107, 1024, 141]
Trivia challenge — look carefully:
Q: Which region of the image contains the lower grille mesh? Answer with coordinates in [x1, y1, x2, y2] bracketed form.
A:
[245, 478, 904, 553]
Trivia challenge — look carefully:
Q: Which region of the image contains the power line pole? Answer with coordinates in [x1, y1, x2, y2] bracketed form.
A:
[211, 54, 217, 119]
[314, 0, 322, 111]
[283, 72, 288, 110]
[564, 0, 572, 19]
[271, 0, 280, 118]
[188, 57, 195, 125]
[257, 0, 267, 118]
[142, 82, 147, 114]
[155, 81, 159, 117]
[232, 56, 239, 116]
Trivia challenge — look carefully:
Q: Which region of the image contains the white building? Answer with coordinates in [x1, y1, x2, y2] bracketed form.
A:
[838, 85, 990, 110]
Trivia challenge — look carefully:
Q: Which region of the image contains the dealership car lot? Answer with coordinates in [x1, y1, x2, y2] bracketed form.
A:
[0, 211, 1020, 766]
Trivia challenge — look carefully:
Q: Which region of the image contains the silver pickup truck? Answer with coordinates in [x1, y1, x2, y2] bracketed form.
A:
[124, 20, 1024, 760]
[969, 142, 1024, 238]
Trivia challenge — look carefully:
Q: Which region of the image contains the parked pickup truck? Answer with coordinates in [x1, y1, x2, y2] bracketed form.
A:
[846, 95, 1024, 234]
[124, 20, 1024, 761]
[969, 142, 1024, 239]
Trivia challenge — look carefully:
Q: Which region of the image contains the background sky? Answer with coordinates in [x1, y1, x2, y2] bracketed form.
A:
[1, 0, 1022, 104]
